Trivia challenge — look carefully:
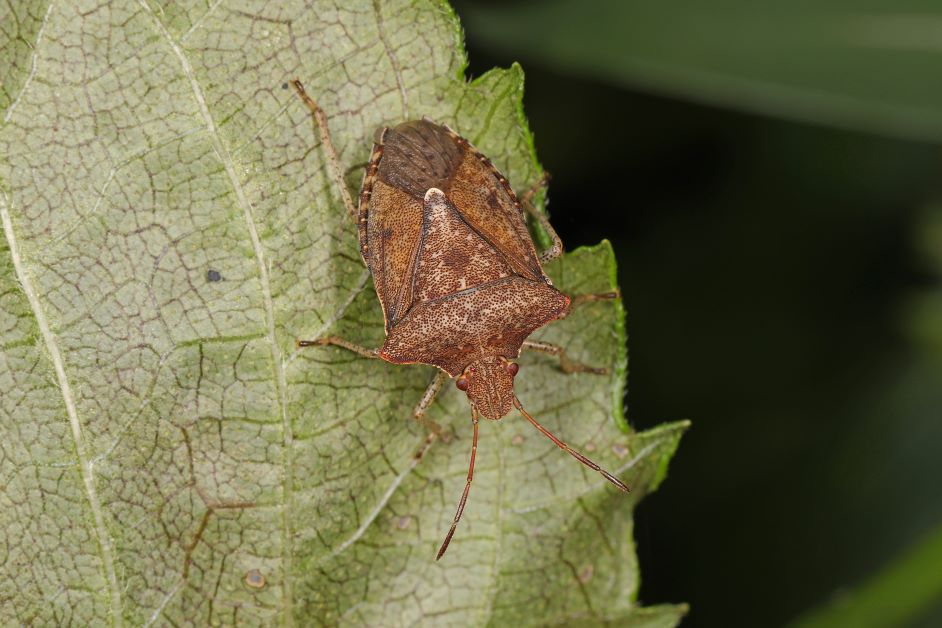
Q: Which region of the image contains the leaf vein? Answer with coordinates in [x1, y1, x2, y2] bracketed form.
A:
[136, 2, 295, 623]
[372, 0, 410, 118]
[320, 434, 431, 564]
[0, 187, 123, 625]
[3, 3, 54, 125]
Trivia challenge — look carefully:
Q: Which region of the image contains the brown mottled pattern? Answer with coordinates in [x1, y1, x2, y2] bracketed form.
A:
[445, 150, 543, 282]
[357, 135, 384, 265]
[412, 190, 512, 303]
[380, 277, 569, 377]
[464, 355, 515, 419]
[361, 119, 573, 419]
[359, 118, 574, 419]
[360, 118, 562, 357]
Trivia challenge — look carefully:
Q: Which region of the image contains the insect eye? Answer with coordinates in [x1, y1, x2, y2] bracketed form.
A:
[455, 377, 469, 391]
[506, 362, 519, 376]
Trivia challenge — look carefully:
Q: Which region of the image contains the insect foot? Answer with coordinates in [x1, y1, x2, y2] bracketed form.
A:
[412, 411, 454, 446]
[521, 340, 610, 375]
[563, 289, 621, 316]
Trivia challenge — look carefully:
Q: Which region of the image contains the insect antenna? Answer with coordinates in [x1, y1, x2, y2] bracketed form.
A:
[513, 397, 630, 493]
[436, 407, 480, 560]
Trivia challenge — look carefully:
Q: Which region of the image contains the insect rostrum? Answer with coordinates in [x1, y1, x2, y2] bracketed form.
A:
[291, 80, 627, 560]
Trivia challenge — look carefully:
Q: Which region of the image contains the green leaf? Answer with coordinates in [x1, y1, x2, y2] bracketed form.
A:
[906, 203, 942, 362]
[459, 0, 942, 141]
[0, 1, 685, 625]
[789, 523, 942, 628]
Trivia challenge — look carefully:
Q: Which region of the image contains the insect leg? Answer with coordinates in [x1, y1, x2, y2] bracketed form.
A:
[514, 397, 630, 493]
[555, 290, 621, 321]
[413, 370, 448, 421]
[296, 335, 380, 359]
[522, 340, 608, 375]
[412, 371, 451, 442]
[437, 407, 480, 560]
[570, 290, 620, 309]
[519, 172, 564, 264]
[290, 79, 358, 223]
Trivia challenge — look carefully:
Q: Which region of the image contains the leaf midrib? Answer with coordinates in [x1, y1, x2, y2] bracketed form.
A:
[0, 186, 123, 625]
[135, 2, 296, 623]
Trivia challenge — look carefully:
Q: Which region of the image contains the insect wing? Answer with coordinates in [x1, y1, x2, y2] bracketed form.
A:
[440, 135, 545, 283]
[359, 119, 549, 331]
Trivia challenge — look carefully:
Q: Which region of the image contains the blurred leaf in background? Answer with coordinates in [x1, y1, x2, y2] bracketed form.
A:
[460, 0, 942, 142]
[791, 523, 942, 628]
[453, 0, 942, 626]
[908, 203, 942, 362]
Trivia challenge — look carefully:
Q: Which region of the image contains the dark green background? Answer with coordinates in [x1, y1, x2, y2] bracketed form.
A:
[451, 1, 942, 626]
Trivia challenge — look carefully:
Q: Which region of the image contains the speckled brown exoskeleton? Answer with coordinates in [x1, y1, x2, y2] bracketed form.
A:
[291, 80, 628, 560]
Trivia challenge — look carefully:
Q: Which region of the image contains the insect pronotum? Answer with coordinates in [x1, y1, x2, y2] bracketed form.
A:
[291, 80, 628, 560]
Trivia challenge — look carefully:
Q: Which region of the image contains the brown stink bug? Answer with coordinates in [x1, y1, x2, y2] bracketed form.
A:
[291, 80, 628, 560]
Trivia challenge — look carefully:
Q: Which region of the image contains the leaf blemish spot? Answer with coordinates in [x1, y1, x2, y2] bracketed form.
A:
[578, 564, 594, 584]
[585, 441, 596, 453]
[245, 569, 266, 589]
[511, 434, 524, 446]
[206, 269, 222, 282]
[396, 516, 412, 530]
[612, 443, 629, 459]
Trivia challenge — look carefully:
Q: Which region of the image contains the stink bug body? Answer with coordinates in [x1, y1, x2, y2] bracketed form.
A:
[291, 80, 628, 559]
